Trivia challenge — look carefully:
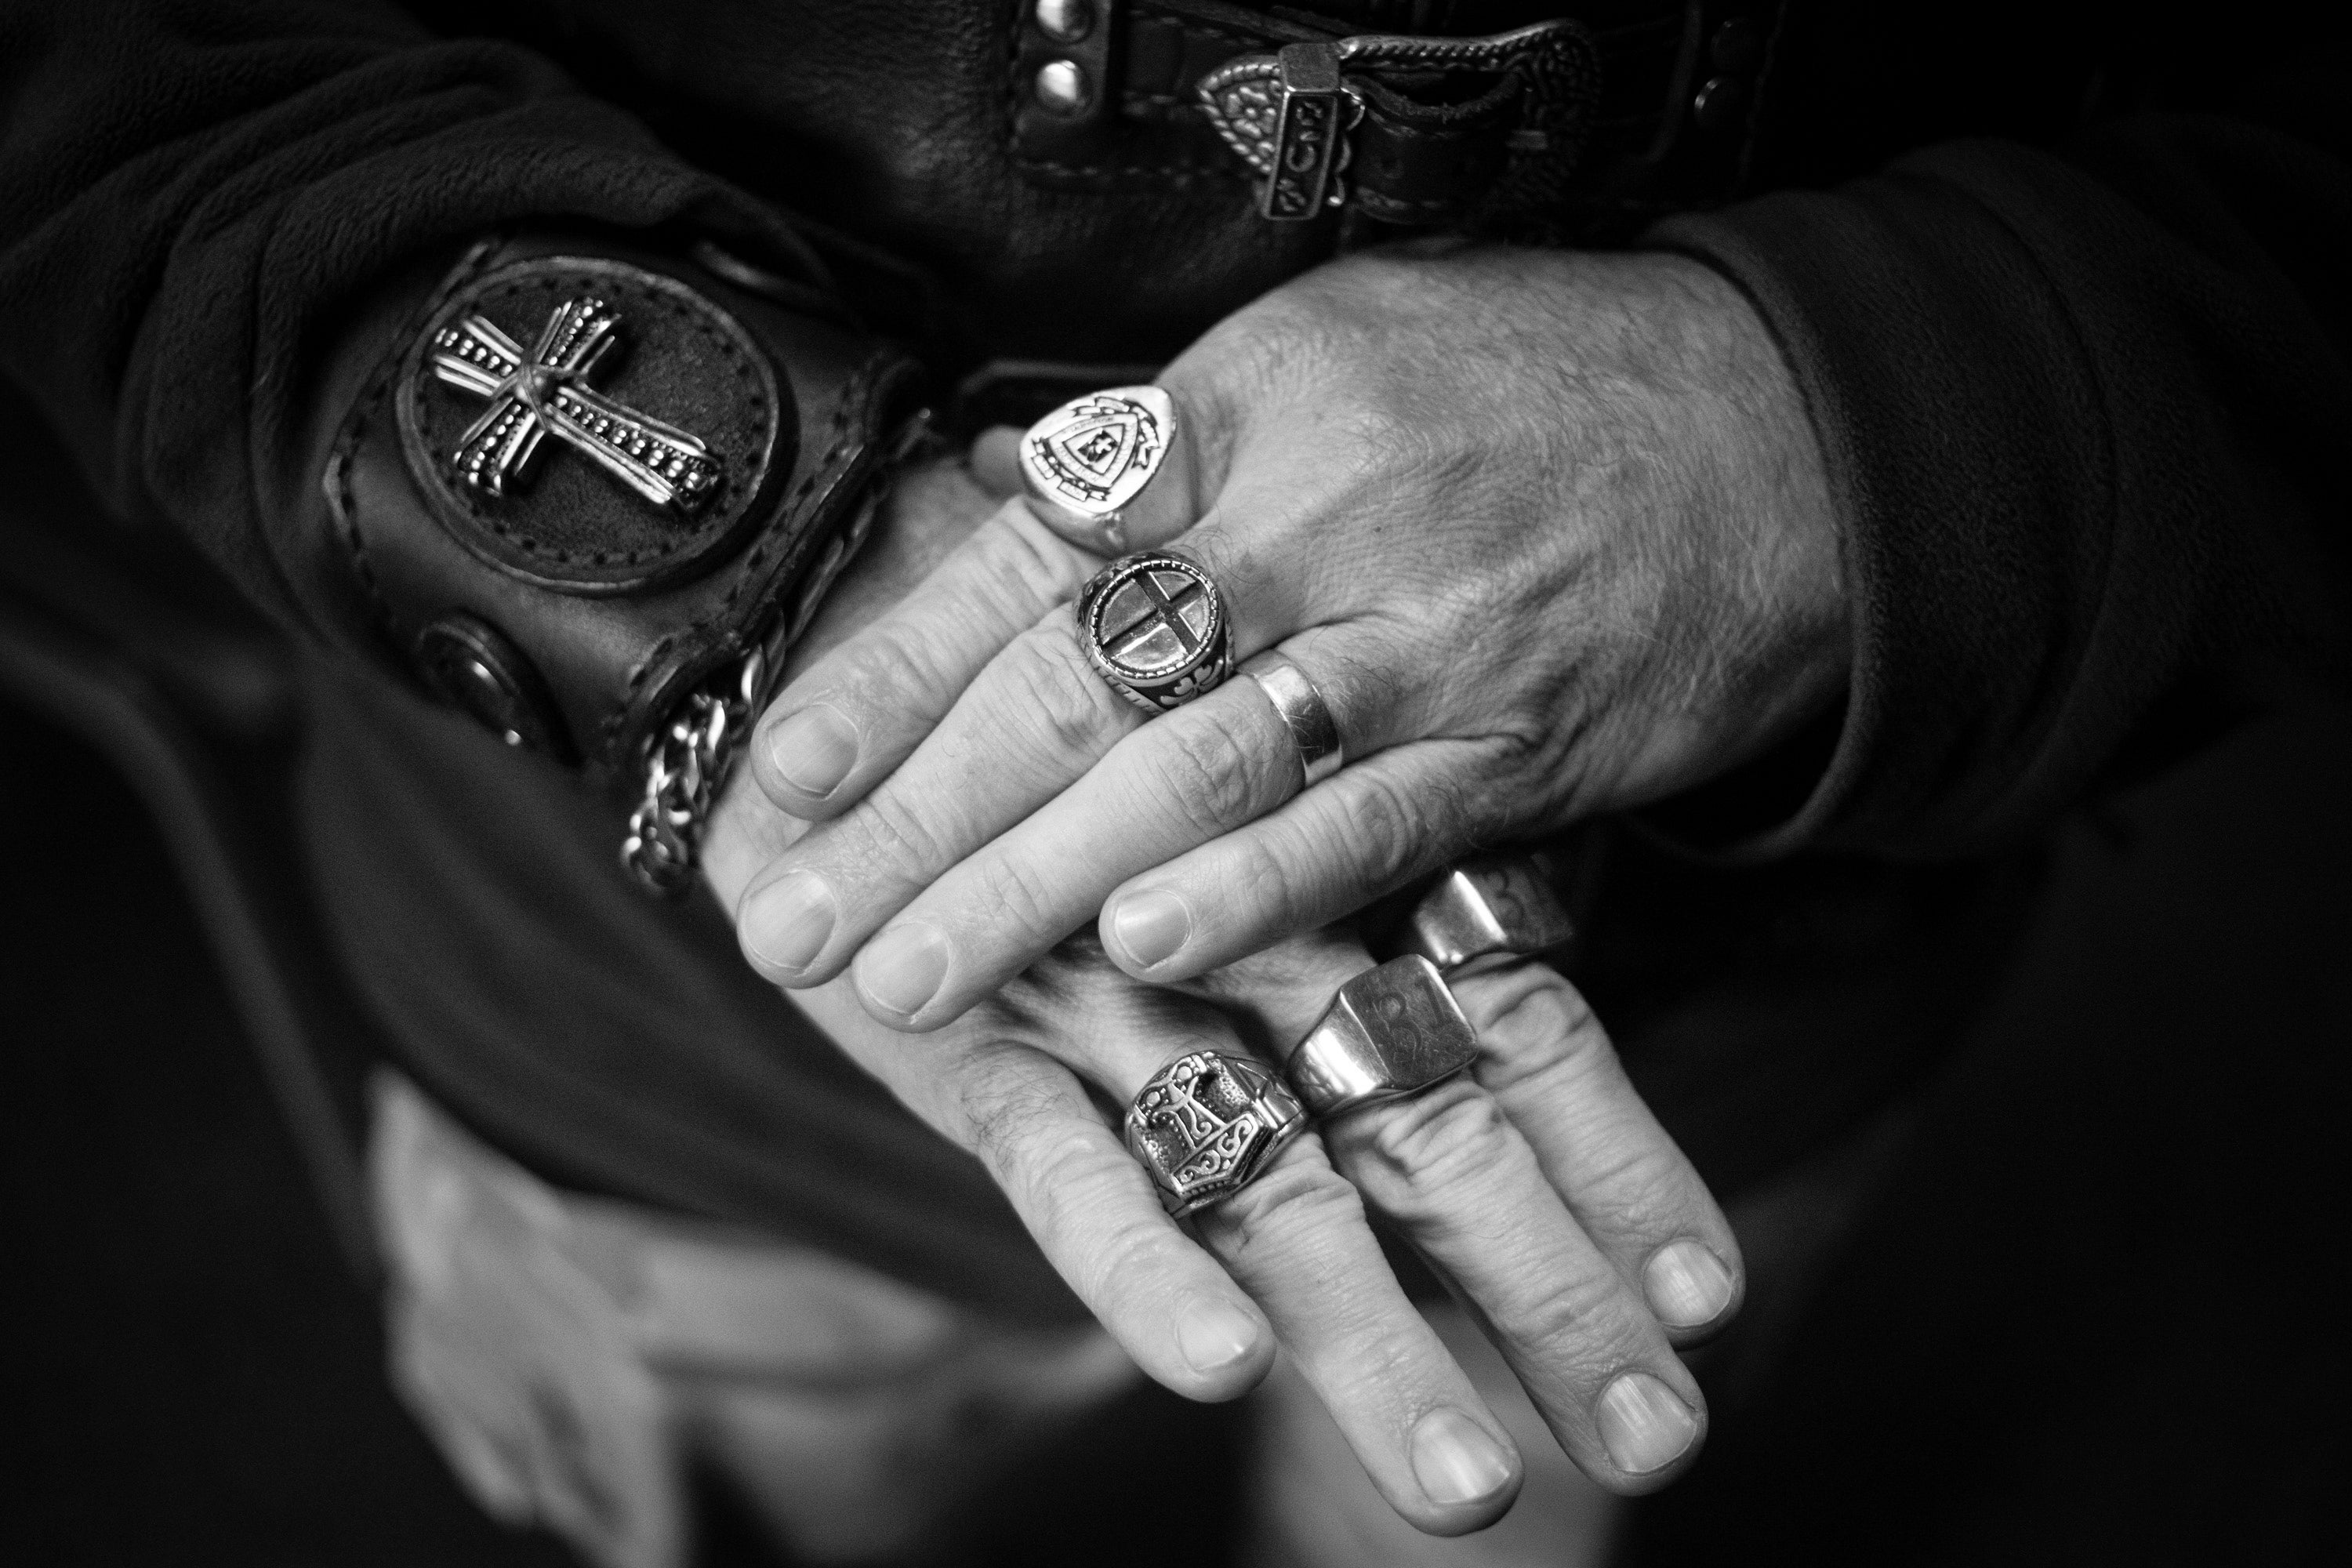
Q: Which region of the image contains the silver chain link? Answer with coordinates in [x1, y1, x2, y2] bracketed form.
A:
[615, 412, 922, 895]
[621, 647, 765, 895]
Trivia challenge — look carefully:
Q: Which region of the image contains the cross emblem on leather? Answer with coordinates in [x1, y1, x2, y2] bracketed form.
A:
[427, 296, 721, 514]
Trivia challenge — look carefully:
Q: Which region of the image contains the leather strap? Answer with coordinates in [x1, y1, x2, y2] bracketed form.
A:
[1014, 0, 1790, 237]
[318, 230, 926, 847]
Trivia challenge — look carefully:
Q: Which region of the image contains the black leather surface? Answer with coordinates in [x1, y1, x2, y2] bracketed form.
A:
[432, 1, 1780, 361]
[398, 256, 791, 595]
[317, 230, 925, 780]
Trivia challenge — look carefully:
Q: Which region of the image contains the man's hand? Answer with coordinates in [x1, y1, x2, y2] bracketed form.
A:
[701, 451, 1743, 1532]
[729, 244, 1843, 1033]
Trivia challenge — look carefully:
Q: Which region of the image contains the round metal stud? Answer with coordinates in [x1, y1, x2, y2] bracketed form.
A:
[1691, 74, 1745, 131]
[416, 611, 572, 760]
[1034, 0, 1094, 45]
[1033, 58, 1092, 116]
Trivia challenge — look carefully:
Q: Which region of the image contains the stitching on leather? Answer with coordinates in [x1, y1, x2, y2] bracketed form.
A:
[327, 239, 501, 637]
[604, 350, 887, 749]
[1007, 0, 1260, 184]
[425, 271, 770, 569]
[1131, 3, 1267, 49]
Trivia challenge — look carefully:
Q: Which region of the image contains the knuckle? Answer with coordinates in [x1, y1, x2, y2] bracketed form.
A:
[1142, 706, 1275, 838]
[966, 847, 1067, 935]
[1225, 829, 1311, 938]
[979, 507, 1091, 605]
[1203, 1150, 1367, 1265]
[1331, 768, 1430, 891]
[826, 621, 949, 717]
[853, 780, 953, 875]
[1069, 1207, 1192, 1309]
[1348, 1083, 1530, 1214]
[999, 628, 1129, 761]
[1504, 1265, 1650, 1371]
[1475, 975, 1611, 1097]
[955, 1047, 1071, 1178]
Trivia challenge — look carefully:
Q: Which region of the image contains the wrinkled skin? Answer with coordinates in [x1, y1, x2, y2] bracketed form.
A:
[706, 242, 1846, 1530]
[734, 244, 1844, 1026]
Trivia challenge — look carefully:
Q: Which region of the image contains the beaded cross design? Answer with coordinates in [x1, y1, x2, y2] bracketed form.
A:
[428, 297, 720, 514]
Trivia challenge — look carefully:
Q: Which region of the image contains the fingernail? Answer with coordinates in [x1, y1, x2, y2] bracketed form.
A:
[768, 705, 858, 798]
[740, 871, 837, 975]
[1597, 1373, 1699, 1475]
[858, 924, 951, 1018]
[1645, 1240, 1735, 1330]
[1409, 1408, 1516, 1508]
[1110, 888, 1192, 970]
[1174, 1297, 1261, 1377]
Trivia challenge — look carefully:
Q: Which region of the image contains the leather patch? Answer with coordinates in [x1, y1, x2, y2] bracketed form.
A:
[396, 256, 789, 597]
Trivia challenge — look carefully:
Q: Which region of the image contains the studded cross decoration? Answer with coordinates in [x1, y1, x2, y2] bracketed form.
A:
[429, 297, 720, 513]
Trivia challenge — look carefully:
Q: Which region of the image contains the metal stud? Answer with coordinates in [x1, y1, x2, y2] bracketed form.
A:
[1034, 0, 1094, 45]
[1033, 58, 1091, 116]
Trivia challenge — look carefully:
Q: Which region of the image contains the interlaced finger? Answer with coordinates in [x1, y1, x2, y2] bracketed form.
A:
[1448, 962, 1745, 1345]
[1097, 739, 1507, 982]
[1193, 934, 1714, 1490]
[749, 497, 1099, 820]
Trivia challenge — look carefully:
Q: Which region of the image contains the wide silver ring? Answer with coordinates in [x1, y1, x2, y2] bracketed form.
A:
[1285, 956, 1479, 1120]
[1397, 856, 1575, 976]
[1076, 551, 1232, 712]
[1126, 1051, 1308, 1218]
[1018, 385, 1176, 554]
[1240, 650, 1342, 788]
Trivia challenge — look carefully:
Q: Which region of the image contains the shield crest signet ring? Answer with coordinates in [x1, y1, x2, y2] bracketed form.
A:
[1018, 385, 1178, 554]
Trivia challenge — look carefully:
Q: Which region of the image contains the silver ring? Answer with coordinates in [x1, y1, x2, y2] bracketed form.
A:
[1018, 385, 1175, 555]
[1076, 551, 1232, 712]
[1240, 650, 1343, 788]
[1398, 856, 1574, 976]
[1284, 956, 1479, 1120]
[1126, 1051, 1308, 1217]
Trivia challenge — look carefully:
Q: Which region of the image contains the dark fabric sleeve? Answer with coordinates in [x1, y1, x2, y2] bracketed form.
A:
[1644, 96, 2352, 860]
[0, 0, 825, 645]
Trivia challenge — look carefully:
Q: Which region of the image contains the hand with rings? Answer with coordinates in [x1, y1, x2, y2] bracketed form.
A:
[732, 244, 1844, 1026]
[704, 455, 1744, 1526]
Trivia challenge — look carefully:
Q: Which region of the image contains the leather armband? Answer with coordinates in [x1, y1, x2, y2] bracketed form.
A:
[321, 231, 927, 893]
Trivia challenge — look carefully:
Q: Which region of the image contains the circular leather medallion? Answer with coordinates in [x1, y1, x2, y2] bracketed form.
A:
[396, 256, 790, 596]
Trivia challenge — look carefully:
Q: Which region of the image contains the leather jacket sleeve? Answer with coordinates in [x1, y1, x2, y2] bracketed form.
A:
[1645, 53, 2352, 861]
[0, 2, 923, 887]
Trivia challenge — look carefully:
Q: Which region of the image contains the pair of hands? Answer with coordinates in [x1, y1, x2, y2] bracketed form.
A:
[704, 242, 1844, 1533]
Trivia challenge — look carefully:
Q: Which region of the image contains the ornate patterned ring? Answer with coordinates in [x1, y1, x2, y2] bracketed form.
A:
[1126, 1051, 1308, 1218]
[1076, 551, 1232, 712]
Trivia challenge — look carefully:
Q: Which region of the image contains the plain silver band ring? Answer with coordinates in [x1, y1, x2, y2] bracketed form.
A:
[1240, 650, 1342, 789]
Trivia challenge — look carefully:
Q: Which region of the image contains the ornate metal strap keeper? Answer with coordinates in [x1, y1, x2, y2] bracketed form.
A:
[1286, 956, 1479, 1120]
[1125, 1051, 1307, 1218]
[1403, 856, 1575, 975]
